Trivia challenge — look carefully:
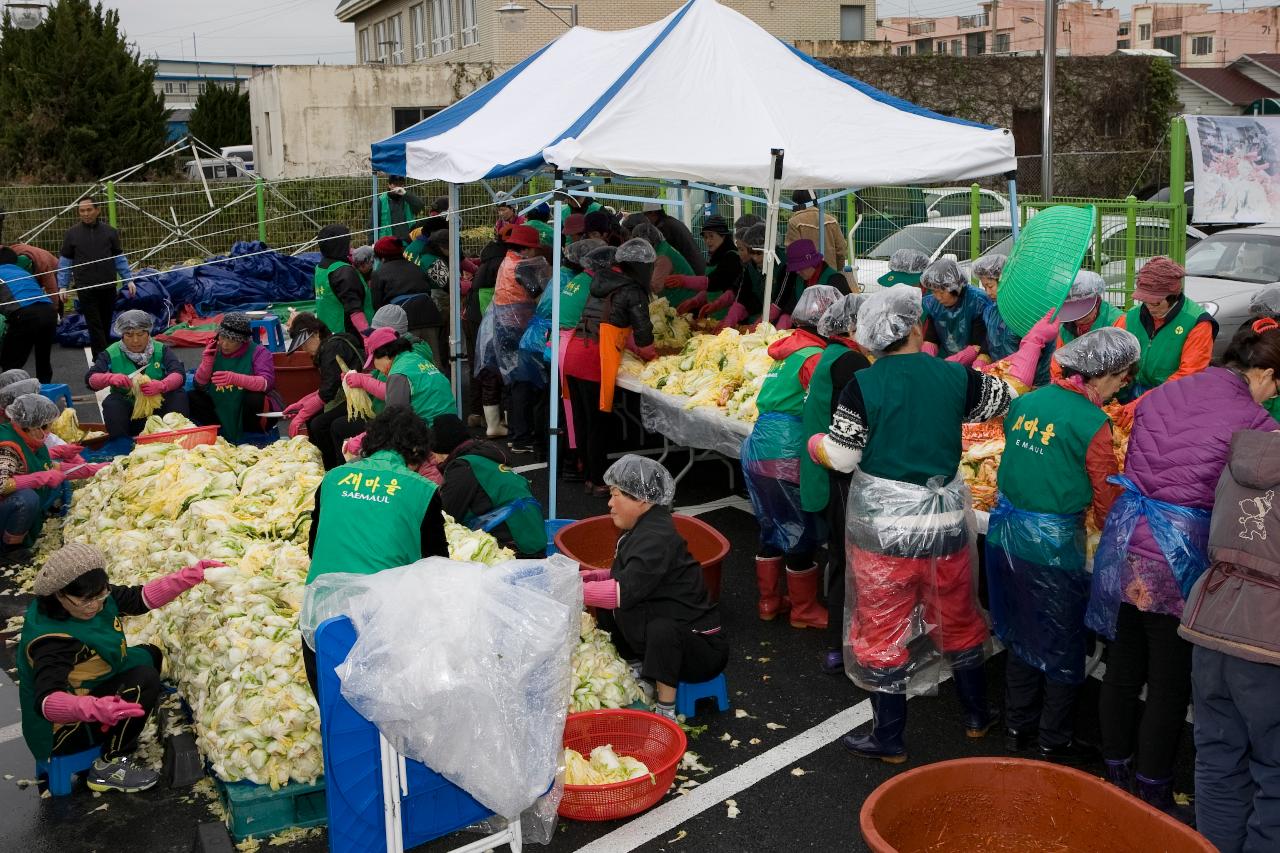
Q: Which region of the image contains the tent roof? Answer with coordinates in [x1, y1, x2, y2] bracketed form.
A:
[371, 0, 1016, 188]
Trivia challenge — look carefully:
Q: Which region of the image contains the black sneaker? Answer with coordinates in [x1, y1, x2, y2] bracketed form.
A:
[1005, 728, 1038, 752]
[86, 755, 159, 793]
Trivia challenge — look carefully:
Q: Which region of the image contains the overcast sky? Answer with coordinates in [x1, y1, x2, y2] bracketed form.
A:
[114, 0, 1275, 65]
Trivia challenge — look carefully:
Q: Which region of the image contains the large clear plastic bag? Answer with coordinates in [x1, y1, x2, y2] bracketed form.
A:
[741, 412, 821, 554]
[1085, 475, 1211, 640]
[312, 556, 581, 822]
[985, 495, 1090, 684]
[843, 470, 990, 696]
[476, 301, 536, 383]
[636, 385, 750, 458]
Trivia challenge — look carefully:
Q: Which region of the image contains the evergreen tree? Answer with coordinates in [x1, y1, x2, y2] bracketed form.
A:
[187, 83, 251, 153]
[0, 0, 169, 181]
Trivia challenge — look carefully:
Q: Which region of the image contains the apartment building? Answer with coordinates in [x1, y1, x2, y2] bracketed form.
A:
[877, 1, 1117, 58]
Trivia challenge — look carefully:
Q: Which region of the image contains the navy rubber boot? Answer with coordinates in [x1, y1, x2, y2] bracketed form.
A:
[952, 665, 1000, 738]
[842, 693, 908, 764]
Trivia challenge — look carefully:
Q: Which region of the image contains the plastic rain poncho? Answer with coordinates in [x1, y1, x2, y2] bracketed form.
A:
[818, 294, 865, 339]
[1053, 327, 1140, 378]
[603, 454, 675, 505]
[7, 393, 57, 429]
[856, 285, 922, 355]
[791, 285, 842, 329]
[477, 258, 549, 384]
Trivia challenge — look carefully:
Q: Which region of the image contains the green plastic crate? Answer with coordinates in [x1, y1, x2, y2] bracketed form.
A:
[997, 205, 1096, 337]
[217, 777, 327, 841]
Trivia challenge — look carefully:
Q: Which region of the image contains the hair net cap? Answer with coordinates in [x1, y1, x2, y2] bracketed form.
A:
[112, 309, 154, 336]
[971, 254, 1006, 281]
[791, 285, 842, 328]
[564, 238, 606, 264]
[1250, 283, 1280, 318]
[352, 245, 375, 265]
[7, 393, 58, 429]
[371, 304, 409, 334]
[615, 238, 657, 264]
[583, 245, 617, 273]
[921, 258, 966, 293]
[1066, 270, 1106, 302]
[856, 285, 922, 354]
[741, 224, 768, 251]
[1053, 327, 1141, 378]
[817, 293, 865, 339]
[889, 248, 930, 274]
[0, 378, 41, 410]
[0, 369, 30, 390]
[629, 222, 664, 249]
[603, 454, 675, 506]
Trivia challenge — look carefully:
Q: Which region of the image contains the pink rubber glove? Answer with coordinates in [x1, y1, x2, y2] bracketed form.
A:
[285, 391, 324, 437]
[42, 692, 145, 727]
[211, 371, 268, 393]
[107, 373, 133, 390]
[50, 443, 83, 462]
[139, 380, 164, 396]
[807, 433, 828, 467]
[1026, 310, 1062, 347]
[142, 560, 224, 609]
[345, 371, 387, 400]
[350, 312, 370, 334]
[342, 433, 364, 459]
[665, 275, 709, 292]
[13, 469, 65, 490]
[61, 461, 107, 480]
[1000, 336, 1050, 389]
[698, 292, 733, 319]
[676, 293, 706, 316]
[921, 342, 939, 357]
[195, 339, 218, 386]
[579, 568, 612, 582]
[768, 304, 782, 324]
[722, 301, 749, 329]
[582, 579, 620, 609]
[946, 345, 979, 367]
[633, 344, 658, 362]
[776, 313, 793, 330]
[142, 373, 184, 396]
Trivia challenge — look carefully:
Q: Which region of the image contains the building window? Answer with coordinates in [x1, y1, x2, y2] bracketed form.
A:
[839, 5, 865, 41]
[1154, 34, 1181, 60]
[389, 14, 404, 64]
[1117, 39, 1130, 49]
[178, 82, 187, 94]
[897, 45, 910, 56]
[460, 0, 478, 46]
[410, 5, 426, 61]
[360, 27, 372, 63]
[965, 31, 986, 55]
[196, 83, 205, 94]
[1118, 23, 1130, 36]
[374, 19, 388, 62]
[393, 107, 442, 133]
[430, 0, 455, 55]
[995, 32, 1010, 53]
[1138, 23, 1151, 41]
[951, 39, 962, 55]
[936, 40, 948, 54]
[164, 82, 174, 93]
[1191, 34, 1213, 56]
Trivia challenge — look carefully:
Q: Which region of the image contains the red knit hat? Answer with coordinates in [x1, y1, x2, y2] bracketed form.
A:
[373, 236, 403, 260]
[1133, 257, 1185, 303]
[564, 213, 587, 236]
[505, 224, 542, 249]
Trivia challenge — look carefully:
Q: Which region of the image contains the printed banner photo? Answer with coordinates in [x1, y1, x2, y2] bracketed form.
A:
[1184, 114, 1280, 224]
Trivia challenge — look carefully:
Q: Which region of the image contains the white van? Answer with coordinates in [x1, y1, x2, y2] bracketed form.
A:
[220, 145, 254, 172]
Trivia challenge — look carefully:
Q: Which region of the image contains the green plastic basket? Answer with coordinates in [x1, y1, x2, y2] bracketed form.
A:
[996, 205, 1096, 337]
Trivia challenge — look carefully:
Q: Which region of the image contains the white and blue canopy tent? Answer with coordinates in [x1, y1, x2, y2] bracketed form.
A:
[370, 0, 1017, 517]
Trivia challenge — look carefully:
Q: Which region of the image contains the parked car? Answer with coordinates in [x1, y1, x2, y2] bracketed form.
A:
[1147, 183, 1236, 235]
[922, 187, 1008, 219]
[854, 215, 1014, 289]
[220, 145, 254, 172]
[182, 157, 251, 181]
[1182, 225, 1280, 356]
[847, 187, 1008, 258]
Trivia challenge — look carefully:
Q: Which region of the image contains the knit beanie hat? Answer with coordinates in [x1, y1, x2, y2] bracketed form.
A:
[429, 413, 471, 456]
[218, 312, 252, 342]
[34, 542, 107, 596]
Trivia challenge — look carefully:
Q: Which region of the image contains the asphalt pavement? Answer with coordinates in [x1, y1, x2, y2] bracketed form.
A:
[0, 340, 1196, 853]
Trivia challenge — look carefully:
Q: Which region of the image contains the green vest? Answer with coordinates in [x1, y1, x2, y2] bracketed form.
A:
[17, 596, 154, 760]
[859, 353, 968, 487]
[997, 383, 1107, 515]
[307, 450, 439, 583]
[559, 272, 593, 330]
[1265, 395, 1280, 423]
[377, 194, 413, 240]
[403, 332, 435, 364]
[0, 421, 54, 540]
[528, 221, 555, 247]
[657, 241, 693, 277]
[389, 351, 456, 426]
[106, 342, 168, 400]
[800, 342, 849, 512]
[198, 342, 256, 444]
[315, 261, 373, 335]
[756, 345, 823, 418]
[560, 202, 602, 223]
[403, 236, 427, 265]
[1059, 300, 1121, 345]
[459, 453, 544, 554]
[1127, 297, 1205, 390]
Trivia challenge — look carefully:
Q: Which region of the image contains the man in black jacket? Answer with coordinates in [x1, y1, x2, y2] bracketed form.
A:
[580, 455, 728, 720]
[57, 198, 135, 356]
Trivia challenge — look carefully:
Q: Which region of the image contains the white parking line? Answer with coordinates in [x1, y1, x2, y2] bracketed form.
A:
[0, 722, 21, 745]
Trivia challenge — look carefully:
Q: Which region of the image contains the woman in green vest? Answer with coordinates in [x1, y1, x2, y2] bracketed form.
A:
[804, 294, 871, 674]
[629, 222, 692, 295]
[987, 327, 1139, 762]
[776, 240, 849, 329]
[741, 285, 842, 630]
[85, 310, 189, 439]
[305, 407, 448, 693]
[558, 239, 606, 331]
[1114, 257, 1215, 401]
[313, 225, 373, 337]
[281, 312, 365, 468]
[1052, 270, 1123, 362]
[17, 542, 220, 792]
[430, 414, 545, 558]
[664, 216, 744, 320]
[191, 313, 278, 445]
[343, 327, 457, 428]
[0, 394, 67, 565]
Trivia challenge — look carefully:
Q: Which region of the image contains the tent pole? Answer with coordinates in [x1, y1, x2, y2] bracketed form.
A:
[760, 149, 785, 321]
[680, 182, 692, 229]
[548, 172, 564, 521]
[731, 187, 742, 229]
[1005, 171, 1020, 242]
[448, 183, 463, 412]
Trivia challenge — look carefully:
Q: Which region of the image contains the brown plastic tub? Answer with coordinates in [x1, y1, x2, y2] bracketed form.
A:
[860, 758, 1213, 853]
[554, 514, 730, 602]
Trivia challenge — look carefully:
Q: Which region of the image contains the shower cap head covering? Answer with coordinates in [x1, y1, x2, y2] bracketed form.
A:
[603, 454, 675, 506]
[791, 285, 842, 328]
[817, 293, 865, 339]
[855, 284, 922, 354]
[7, 393, 58, 429]
[920, 258, 966, 294]
[1053, 327, 1141, 378]
[112, 309, 154, 336]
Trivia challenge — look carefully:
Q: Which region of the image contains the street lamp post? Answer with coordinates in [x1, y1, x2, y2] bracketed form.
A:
[497, 0, 579, 28]
[3, 2, 48, 29]
[1041, 0, 1058, 199]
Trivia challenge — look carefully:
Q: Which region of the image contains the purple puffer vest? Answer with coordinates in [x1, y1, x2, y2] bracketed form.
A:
[1124, 367, 1275, 563]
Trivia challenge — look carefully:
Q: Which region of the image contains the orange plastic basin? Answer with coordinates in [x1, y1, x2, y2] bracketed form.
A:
[860, 758, 1214, 853]
[554, 514, 730, 602]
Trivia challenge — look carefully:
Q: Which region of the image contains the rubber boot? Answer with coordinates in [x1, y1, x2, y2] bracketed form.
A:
[786, 565, 829, 630]
[841, 693, 908, 764]
[952, 665, 1000, 738]
[1105, 757, 1135, 793]
[1136, 774, 1196, 826]
[755, 556, 788, 621]
[483, 405, 508, 438]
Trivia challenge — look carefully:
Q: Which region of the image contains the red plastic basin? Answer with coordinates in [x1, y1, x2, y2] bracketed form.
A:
[554, 514, 729, 602]
[861, 757, 1214, 853]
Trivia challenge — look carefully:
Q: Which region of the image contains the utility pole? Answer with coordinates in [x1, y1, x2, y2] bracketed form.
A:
[1042, 0, 1057, 198]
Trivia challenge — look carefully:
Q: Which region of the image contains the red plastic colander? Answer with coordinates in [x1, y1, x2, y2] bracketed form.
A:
[559, 709, 687, 821]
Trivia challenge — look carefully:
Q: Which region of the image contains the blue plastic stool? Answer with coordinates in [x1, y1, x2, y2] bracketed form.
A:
[676, 672, 730, 719]
[39, 383, 72, 409]
[36, 746, 101, 796]
[249, 317, 285, 353]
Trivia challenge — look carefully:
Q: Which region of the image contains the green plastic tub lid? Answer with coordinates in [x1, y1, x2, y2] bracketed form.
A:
[996, 205, 1096, 337]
